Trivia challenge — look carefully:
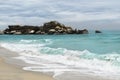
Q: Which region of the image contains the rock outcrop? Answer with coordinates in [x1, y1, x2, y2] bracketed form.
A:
[3, 21, 89, 35]
[95, 30, 102, 33]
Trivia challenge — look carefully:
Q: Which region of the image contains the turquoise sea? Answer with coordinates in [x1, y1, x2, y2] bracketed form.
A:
[0, 30, 120, 77]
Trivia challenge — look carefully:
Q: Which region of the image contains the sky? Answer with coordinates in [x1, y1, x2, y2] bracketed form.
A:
[0, 0, 120, 30]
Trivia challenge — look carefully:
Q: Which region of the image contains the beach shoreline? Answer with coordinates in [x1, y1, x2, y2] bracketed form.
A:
[0, 46, 118, 80]
[0, 46, 54, 80]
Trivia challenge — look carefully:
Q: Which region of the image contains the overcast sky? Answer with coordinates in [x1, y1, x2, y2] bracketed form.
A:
[0, 0, 120, 30]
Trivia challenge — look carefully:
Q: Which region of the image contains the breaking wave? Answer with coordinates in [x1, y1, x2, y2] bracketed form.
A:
[1, 40, 120, 78]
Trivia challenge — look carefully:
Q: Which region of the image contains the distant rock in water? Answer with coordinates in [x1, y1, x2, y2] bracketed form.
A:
[95, 30, 102, 33]
[3, 21, 89, 35]
[77, 29, 89, 34]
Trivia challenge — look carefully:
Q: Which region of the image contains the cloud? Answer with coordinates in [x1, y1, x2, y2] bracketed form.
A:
[0, 0, 120, 30]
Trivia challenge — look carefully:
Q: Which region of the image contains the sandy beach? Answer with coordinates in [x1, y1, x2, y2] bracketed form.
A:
[0, 47, 54, 80]
[0, 57, 54, 80]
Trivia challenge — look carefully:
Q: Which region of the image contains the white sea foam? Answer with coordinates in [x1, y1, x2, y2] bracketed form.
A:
[1, 42, 120, 78]
[20, 40, 37, 43]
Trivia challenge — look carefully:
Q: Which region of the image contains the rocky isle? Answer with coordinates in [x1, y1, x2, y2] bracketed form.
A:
[3, 21, 89, 35]
[1, 21, 101, 35]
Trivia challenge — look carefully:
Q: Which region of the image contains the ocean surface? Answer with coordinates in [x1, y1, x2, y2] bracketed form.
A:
[0, 30, 120, 78]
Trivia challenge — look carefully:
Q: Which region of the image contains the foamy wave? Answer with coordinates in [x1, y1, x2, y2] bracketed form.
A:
[20, 40, 37, 43]
[19, 52, 120, 77]
[20, 39, 52, 44]
[1, 42, 120, 77]
[1, 43, 43, 54]
[0, 39, 52, 54]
